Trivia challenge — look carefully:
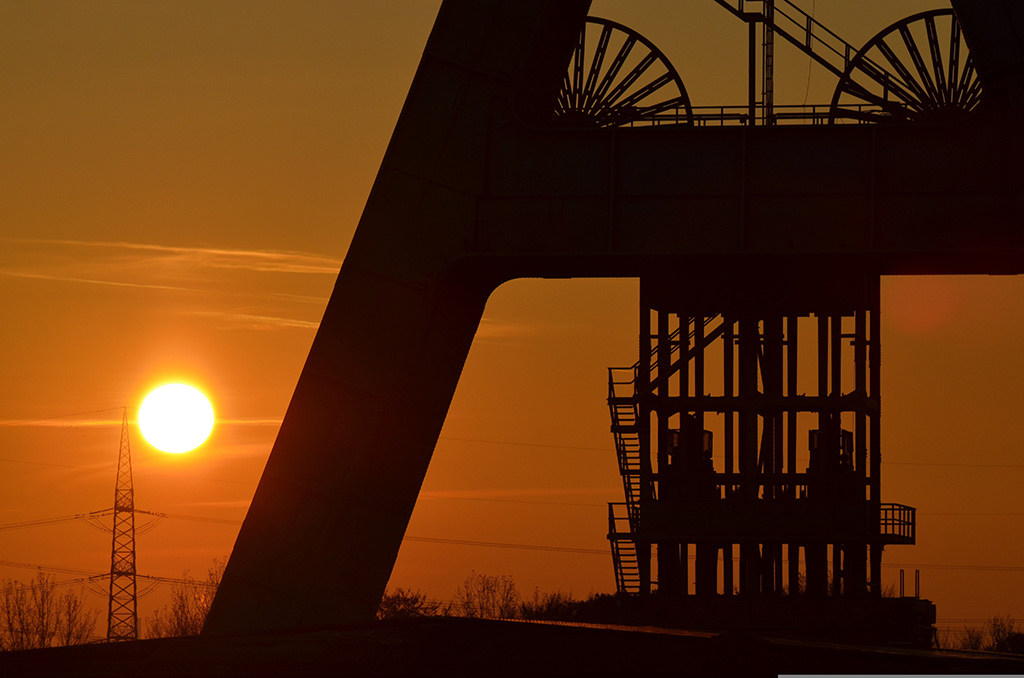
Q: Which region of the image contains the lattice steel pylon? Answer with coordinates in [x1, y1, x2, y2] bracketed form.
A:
[106, 407, 138, 642]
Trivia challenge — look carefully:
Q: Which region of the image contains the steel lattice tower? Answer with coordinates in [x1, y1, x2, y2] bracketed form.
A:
[106, 407, 138, 642]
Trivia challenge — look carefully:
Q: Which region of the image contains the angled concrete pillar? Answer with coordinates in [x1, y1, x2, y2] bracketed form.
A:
[205, 0, 1024, 634]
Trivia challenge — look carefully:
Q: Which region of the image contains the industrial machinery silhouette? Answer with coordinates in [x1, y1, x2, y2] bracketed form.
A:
[556, 6, 980, 128]
[204, 0, 1024, 640]
[603, 277, 930, 638]
[594, 3, 951, 638]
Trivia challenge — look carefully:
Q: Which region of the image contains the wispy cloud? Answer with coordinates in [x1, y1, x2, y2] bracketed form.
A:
[10, 239, 343, 275]
[474, 317, 538, 342]
[0, 269, 329, 309]
[1, 238, 339, 326]
[0, 270, 200, 293]
[216, 418, 282, 426]
[0, 418, 122, 428]
[0, 417, 282, 428]
[185, 310, 320, 331]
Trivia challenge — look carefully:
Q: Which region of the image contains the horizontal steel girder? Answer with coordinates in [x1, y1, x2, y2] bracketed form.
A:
[205, 0, 1024, 634]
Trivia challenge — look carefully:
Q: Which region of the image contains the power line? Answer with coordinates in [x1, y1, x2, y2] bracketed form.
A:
[0, 508, 243, 535]
[135, 509, 241, 526]
[919, 512, 1024, 517]
[0, 559, 104, 577]
[0, 509, 112, 532]
[0, 559, 214, 590]
[403, 535, 606, 555]
[2, 576, 99, 593]
[889, 461, 1024, 470]
[0, 456, 110, 473]
[0, 455, 258, 485]
[886, 563, 1024, 573]
[136, 573, 217, 589]
[439, 436, 609, 453]
[0, 406, 123, 428]
[418, 494, 605, 508]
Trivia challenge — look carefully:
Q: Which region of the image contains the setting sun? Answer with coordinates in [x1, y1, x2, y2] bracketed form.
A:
[138, 384, 214, 454]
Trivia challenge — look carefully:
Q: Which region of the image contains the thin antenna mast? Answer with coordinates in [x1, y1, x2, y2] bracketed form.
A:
[106, 407, 138, 641]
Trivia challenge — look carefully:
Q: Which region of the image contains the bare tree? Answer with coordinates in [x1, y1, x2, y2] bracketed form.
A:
[945, 616, 1024, 654]
[0, 573, 98, 650]
[29, 574, 59, 648]
[988, 615, 1024, 654]
[54, 588, 99, 647]
[1, 577, 33, 651]
[959, 624, 985, 650]
[377, 588, 447, 620]
[453, 573, 521, 620]
[146, 558, 224, 639]
[520, 589, 579, 621]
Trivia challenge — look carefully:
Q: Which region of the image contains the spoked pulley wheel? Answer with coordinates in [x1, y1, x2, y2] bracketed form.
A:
[830, 9, 982, 124]
[554, 17, 692, 128]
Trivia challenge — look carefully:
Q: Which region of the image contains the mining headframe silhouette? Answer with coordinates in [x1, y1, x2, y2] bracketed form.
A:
[193, 0, 1024, 651]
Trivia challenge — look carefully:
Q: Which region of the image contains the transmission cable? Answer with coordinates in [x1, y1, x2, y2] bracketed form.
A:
[0, 406, 123, 428]
[0, 509, 113, 533]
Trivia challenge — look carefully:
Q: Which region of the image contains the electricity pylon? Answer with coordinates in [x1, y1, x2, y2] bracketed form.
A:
[106, 407, 138, 641]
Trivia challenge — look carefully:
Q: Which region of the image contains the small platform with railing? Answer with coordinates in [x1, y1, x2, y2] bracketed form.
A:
[880, 503, 916, 544]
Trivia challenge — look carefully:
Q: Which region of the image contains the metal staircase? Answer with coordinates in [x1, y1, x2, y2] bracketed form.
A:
[608, 503, 640, 594]
[712, 0, 859, 79]
[608, 366, 647, 528]
[606, 315, 723, 594]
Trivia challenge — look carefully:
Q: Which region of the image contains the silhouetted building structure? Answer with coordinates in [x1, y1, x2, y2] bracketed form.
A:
[593, 2, 958, 643]
[606, 274, 935, 642]
[205, 0, 1024, 642]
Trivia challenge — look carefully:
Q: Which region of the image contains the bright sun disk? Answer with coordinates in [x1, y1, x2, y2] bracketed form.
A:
[138, 384, 214, 454]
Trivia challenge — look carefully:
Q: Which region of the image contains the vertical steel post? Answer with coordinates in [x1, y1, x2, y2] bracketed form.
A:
[855, 308, 868, 488]
[656, 308, 676, 595]
[763, 0, 775, 124]
[830, 315, 842, 595]
[870, 277, 883, 595]
[694, 315, 717, 596]
[679, 313, 690, 594]
[748, 18, 757, 126]
[723, 318, 735, 595]
[851, 303, 869, 596]
[639, 289, 653, 596]
[739, 317, 760, 593]
[805, 313, 830, 597]
[786, 315, 800, 594]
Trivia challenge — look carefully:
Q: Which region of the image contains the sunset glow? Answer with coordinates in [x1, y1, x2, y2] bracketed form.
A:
[2, 0, 1023, 644]
[138, 384, 214, 454]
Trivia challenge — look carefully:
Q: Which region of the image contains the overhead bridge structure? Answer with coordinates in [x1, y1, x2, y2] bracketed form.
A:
[204, 0, 1024, 636]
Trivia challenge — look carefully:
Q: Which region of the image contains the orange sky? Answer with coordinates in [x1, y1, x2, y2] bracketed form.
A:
[1, 0, 1022, 639]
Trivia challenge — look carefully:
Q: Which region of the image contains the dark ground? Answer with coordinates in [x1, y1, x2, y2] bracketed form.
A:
[2, 618, 1023, 677]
